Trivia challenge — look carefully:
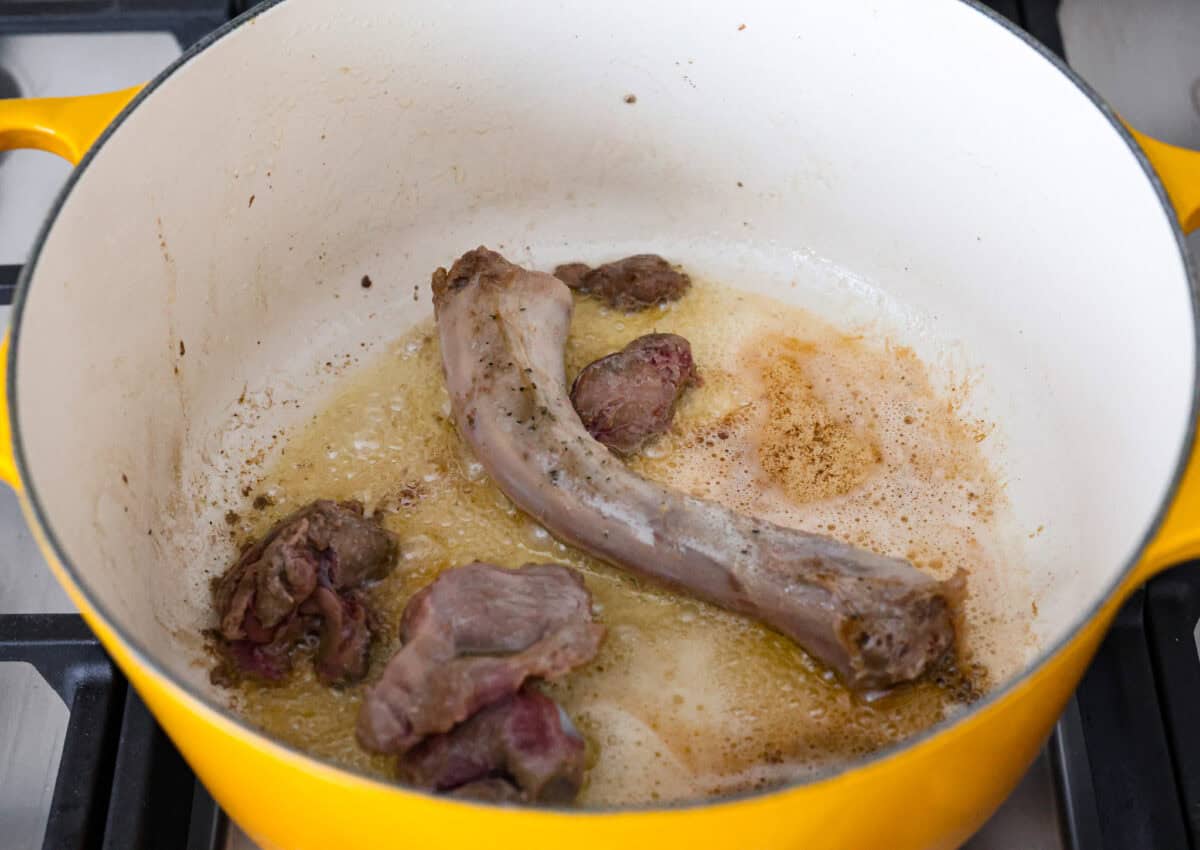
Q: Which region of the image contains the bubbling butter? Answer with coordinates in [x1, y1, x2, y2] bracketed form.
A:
[224, 279, 1032, 806]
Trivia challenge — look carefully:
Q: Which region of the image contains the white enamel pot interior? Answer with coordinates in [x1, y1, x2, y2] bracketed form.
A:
[8, 0, 1196, 835]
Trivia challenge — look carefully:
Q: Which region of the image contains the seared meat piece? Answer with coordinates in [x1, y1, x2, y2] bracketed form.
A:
[553, 254, 690, 310]
[214, 500, 396, 637]
[309, 587, 375, 685]
[397, 688, 586, 804]
[356, 562, 604, 755]
[216, 614, 312, 683]
[449, 778, 524, 803]
[433, 248, 961, 692]
[210, 500, 397, 687]
[551, 262, 591, 290]
[571, 333, 700, 454]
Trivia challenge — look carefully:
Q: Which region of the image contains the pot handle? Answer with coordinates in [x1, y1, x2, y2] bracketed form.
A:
[1135, 445, 1200, 584]
[0, 86, 144, 492]
[0, 86, 142, 164]
[1127, 126, 1200, 235]
[0, 335, 16, 492]
[1126, 128, 1200, 585]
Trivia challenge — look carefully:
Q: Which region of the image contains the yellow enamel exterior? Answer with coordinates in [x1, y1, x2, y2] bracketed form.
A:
[1123, 125, 1200, 584]
[1128, 126, 1200, 235]
[1133, 427, 1200, 584]
[0, 336, 17, 493]
[0, 87, 1197, 850]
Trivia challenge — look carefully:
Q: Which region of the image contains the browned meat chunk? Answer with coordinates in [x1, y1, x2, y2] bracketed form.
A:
[434, 248, 960, 692]
[210, 500, 397, 686]
[215, 615, 311, 683]
[356, 562, 604, 755]
[309, 586, 374, 685]
[571, 333, 700, 454]
[397, 688, 586, 804]
[449, 778, 525, 803]
[553, 254, 690, 310]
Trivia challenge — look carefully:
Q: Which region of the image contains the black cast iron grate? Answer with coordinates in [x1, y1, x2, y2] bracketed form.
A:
[0, 0, 230, 51]
[1054, 570, 1200, 850]
[0, 614, 226, 850]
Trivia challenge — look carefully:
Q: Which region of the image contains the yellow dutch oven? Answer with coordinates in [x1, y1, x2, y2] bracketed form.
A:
[2, 1, 1200, 848]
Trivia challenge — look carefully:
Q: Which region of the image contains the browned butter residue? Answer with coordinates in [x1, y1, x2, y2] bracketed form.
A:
[756, 337, 881, 502]
[224, 278, 1032, 807]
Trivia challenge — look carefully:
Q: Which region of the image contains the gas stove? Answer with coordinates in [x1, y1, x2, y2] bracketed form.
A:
[1, 2, 1198, 848]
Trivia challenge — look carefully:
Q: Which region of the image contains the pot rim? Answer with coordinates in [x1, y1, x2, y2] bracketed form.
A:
[7, 0, 1198, 816]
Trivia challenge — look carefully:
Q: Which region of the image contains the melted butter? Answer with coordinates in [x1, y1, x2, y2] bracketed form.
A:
[228, 280, 1031, 806]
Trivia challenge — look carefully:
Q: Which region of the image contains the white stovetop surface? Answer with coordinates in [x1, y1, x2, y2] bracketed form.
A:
[1, 3, 1198, 847]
